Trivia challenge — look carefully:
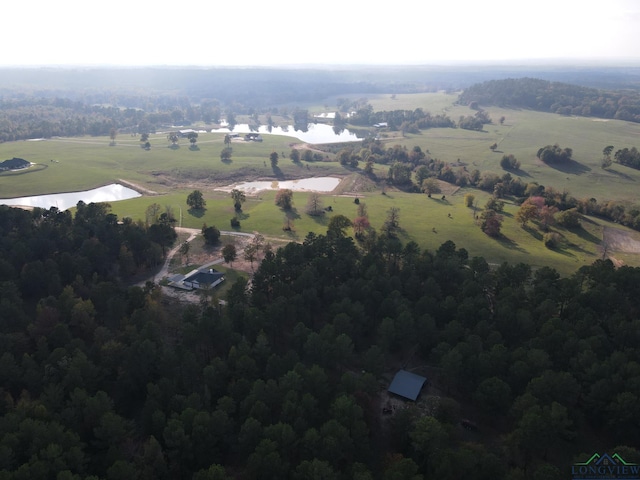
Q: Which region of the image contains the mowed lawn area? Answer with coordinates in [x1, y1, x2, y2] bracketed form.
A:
[2, 92, 640, 275]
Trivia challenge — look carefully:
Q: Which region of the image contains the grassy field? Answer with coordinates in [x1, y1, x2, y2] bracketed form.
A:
[2, 92, 640, 276]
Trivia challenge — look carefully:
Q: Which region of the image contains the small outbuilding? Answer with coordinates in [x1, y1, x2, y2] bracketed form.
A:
[388, 370, 428, 401]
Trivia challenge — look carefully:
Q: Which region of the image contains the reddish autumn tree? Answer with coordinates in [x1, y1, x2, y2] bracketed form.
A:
[353, 216, 371, 237]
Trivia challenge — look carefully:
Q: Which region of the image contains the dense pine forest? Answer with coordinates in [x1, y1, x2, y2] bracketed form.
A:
[1, 203, 639, 479]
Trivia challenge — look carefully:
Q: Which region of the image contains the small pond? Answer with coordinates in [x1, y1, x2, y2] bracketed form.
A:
[212, 123, 364, 144]
[217, 177, 341, 194]
[0, 183, 141, 211]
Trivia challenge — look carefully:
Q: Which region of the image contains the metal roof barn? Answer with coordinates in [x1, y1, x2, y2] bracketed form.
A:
[388, 370, 428, 401]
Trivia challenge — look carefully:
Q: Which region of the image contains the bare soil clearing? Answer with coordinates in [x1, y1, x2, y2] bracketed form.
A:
[603, 226, 640, 253]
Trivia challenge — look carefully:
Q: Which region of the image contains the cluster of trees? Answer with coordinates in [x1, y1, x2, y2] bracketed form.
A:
[458, 109, 492, 131]
[613, 146, 640, 169]
[500, 154, 521, 170]
[349, 106, 455, 132]
[536, 144, 574, 164]
[458, 77, 640, 123]
[1, 202, 639, 478]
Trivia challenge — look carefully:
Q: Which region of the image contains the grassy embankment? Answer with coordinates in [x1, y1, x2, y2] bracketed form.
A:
[2, 92, 640, 276]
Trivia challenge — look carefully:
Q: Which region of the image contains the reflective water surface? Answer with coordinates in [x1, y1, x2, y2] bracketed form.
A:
[0, 183, 141, 210]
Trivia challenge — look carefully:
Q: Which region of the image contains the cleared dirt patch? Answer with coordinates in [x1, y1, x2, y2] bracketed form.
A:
[603, 226, 640, 254]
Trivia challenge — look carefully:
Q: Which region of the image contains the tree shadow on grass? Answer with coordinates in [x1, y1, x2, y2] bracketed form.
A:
[604, 167, 635, 181]
[545, 160, 591, 175]
[188, 208, 206, 218]
[189, 145, 200, 151]
[272, 165, 285, 179]
[549, 246, 575, 258]
[308, 212, 328, 226]
[572, 225, 602, 245]
[168, 144, 180, 150]
[523, 225, 543, 241]
[512, 167, 532, 178]
[234, 210, 250, 221]
[284, 208, 301, 220]
[495, 235, 528, 253]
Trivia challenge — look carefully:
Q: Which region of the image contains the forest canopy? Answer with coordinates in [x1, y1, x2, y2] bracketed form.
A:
[0, 204, 639, 479]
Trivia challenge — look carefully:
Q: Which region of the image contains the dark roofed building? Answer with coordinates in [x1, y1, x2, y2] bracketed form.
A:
[168, 267, 225, 291]
[184, 267, 225, 290]
[388, 370, 427, 401]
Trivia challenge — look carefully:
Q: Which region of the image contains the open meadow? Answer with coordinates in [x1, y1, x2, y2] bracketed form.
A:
[2, 92, 640, 276]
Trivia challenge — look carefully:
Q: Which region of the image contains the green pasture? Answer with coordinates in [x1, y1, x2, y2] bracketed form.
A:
[0, 132, 332, 197]
[110, 184, 616, 277]
[305, 91, 640, 203]
[2, 91, 640, 275]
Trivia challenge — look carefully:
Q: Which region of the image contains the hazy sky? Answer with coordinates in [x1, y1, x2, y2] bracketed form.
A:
[4, 0, 639, 66]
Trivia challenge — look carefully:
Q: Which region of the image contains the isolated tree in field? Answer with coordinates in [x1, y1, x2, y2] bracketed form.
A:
[140, 132, 149, 144]
[499, 116, 506, 125]
[220, 147, 232, 162]
[290, 149, 301, 163]
[109, 128, 117, 145]
[602, 145, 614, 168]
[167, 132, 179, 146]
[516, 202, 539, 227]
[201, 224, 220, 245]
[224, 134, 231, 146]
[187, 131, 198, 148]
[275, 189, 293, 210]
[490, 143, 498, 151]
[464, 193, 475, 208]
[230, 189, 246, 211]
[500, 154, 521, 170]
[270, 151, 279, 168]
[306, 192, 324, 216]
[187, 190, 206, 210]
[222, 244, 237, 266]
[381, 207, 401, 238]
[481, 209, 503, 237]
[422, 178, 441, 196]
[243, 243, 258, 270]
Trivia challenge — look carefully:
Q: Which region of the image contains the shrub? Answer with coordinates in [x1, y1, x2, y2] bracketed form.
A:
[230, 217, 240, 228]
[543, 232, 563, 249]
[464, 194, 475, 208]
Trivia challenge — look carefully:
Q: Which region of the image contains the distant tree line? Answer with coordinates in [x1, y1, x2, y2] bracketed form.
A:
[458, 77, 640, 123]
[349, 106, 456, 131]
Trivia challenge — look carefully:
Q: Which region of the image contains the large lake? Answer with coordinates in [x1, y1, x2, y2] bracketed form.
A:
[0, 183, 141, 210]
[212, 123, 364, 144]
